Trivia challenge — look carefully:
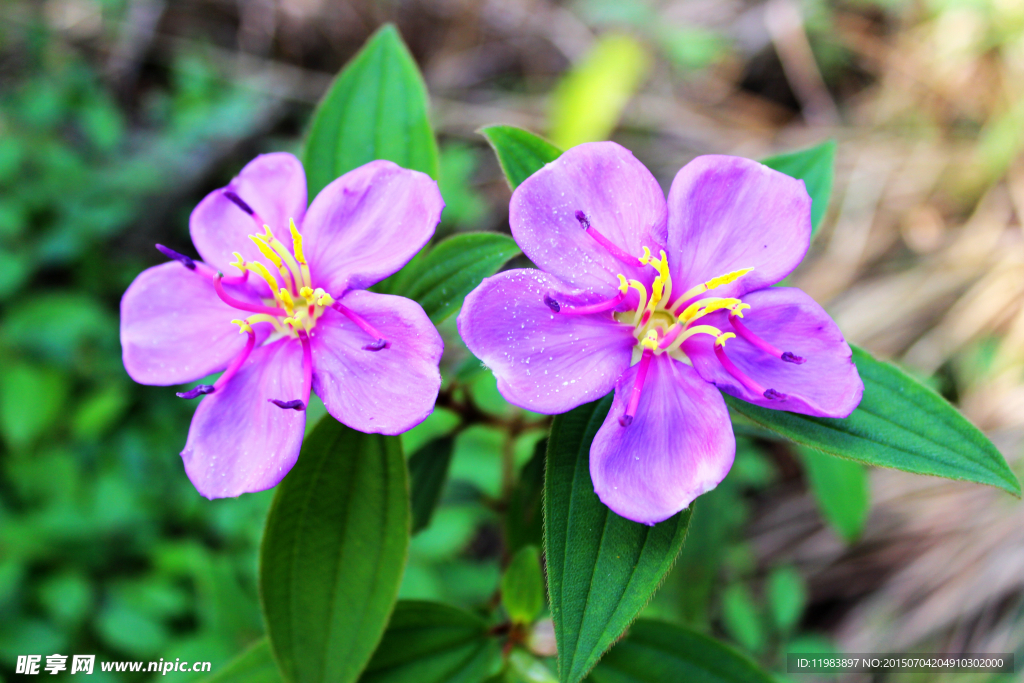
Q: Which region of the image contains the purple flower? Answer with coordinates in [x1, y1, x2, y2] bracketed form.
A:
[458, 142, 863, 525]
[121, 153, 445, 499]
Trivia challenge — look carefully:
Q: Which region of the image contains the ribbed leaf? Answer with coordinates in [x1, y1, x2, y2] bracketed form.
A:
[480, 126, 562, 190]
[260, 416, 410, 683]
[359, 600, 502, 683]
[545, 396, 691, 683]
[727, 346, 1019, 496]
[409, 436, 455, 534]
[586, 620, 774, 683]
[199, 639, 281, 683]
[761, 140, 836, 236]
[394, 232, 521, 323]
[303, 24, 438, 197]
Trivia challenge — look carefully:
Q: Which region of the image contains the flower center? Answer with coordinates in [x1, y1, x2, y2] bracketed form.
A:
[545, 210, 808, 426]
[157, 188, 391, 410]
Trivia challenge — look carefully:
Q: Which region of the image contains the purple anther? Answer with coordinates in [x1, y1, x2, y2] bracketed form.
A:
[270, 399, 305, 411]
[575, 210, 591, 229]
[544, 293, 561, 312]
[781, 351, 806, 364]
[223, 189, 255, 215]
[156, 244, 196, 270]
[619, 414, 634, 427]
[363, 338, 390, 351]
[763, 388, 788, 400]
[177, 384, 215, 399]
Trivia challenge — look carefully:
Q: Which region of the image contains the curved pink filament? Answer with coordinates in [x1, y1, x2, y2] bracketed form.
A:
[332, 302, 391, 350]
[586, 227, 637, 265]
[214, 276, 285, 316]
[620, 348, 653, 427]
[728, 314, 805, 364]
[299, 331, 312, 398]
[714, 343, 786, 401]
[213, 327, 256, 391]
[560, 291, 626, 316]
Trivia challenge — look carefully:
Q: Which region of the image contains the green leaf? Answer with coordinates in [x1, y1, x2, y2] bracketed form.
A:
[0, 362, 68, 449]
[502, 545, 545, 625]
[720, 584, 764, 653]
[766, 566, 807, 633]
[760, 140, 836, 236]
[505, 438, 546, 553]
[409, 436, 455, 534]
[260, 416, 410, 683]
[393, 232, 521, 323]
[199, 639, 282, 683]
[303, 24, 439, 197]
[798, 446, 870, 543]
[587, 620, 775, 683]
[548, 34, 651, 149]
[359, 600, 502, 683]
[545, 396, 691, 683]
[726, 346, 1020, 497]
[480, 126, 562, 190]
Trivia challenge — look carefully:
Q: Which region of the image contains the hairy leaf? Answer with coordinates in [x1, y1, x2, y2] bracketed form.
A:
[260, 417, 410, 683]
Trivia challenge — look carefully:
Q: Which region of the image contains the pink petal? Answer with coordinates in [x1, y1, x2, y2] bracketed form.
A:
[190, 152, 308, 277]
[301, 160, 444, 294]
[120, 262, 268, 386]
[509, 142, 667, 298]
[309, 290, 443, 435]
[684, 287, 863, 418]
[591, 354, 735, 525]
[666, 155, 811, 301]
[182, 338, 307, 499]
[457, 269, 636, 414]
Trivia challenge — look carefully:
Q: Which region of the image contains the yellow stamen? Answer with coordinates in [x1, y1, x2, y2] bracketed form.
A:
[261, 224, 306, 291]
[661, 324, 724, 354]
[639, 246, 652, 265]
[247, 261, 279, 295]
[250, 233, 283, 269]
[715, 332, 736, 347]
[628, 279, 648, 325]
[289, 219, 312, 288]
[230, 319, 253, 334]
[317, 292, 335, 307]
[671, 267, 754, 313]
[229, 252, 247, 275]
[639, 329, 660, 350]
[730, 302, 751, 318]
[278, 288, 295, 314]
[246, 313, 286, 335]
[680, 297, 743, 324]
[616, 274, 628, 293]
[300, 286, 315, 302]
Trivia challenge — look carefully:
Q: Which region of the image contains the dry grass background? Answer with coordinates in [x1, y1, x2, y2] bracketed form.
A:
[38, 0, 1024, 661]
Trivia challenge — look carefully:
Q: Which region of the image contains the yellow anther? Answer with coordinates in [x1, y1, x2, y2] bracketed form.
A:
[248, 261, 279, 295]
[729, 302, 751, 318]
[639, 246, 652, 265]
[657, 250, 670, 280]
[290, 219, 306, 264]
[229, 251, 247, 274]
[671, 267, 754, 314]
[279, 288, 295, 314]
[230, 319, 253, 334]
[650, 275, 664, 309]
[282, 317, 303, 331]
[250, 234, 284, 269]
[317, 292, 335, 307]
[245, 313, 280, 327]
[706, 267, 754, 291]
[715, 332, 736, 348]
[640, 329, 660, 350]
[616, 273, 629, 293]
[627, 279, 648, 325]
